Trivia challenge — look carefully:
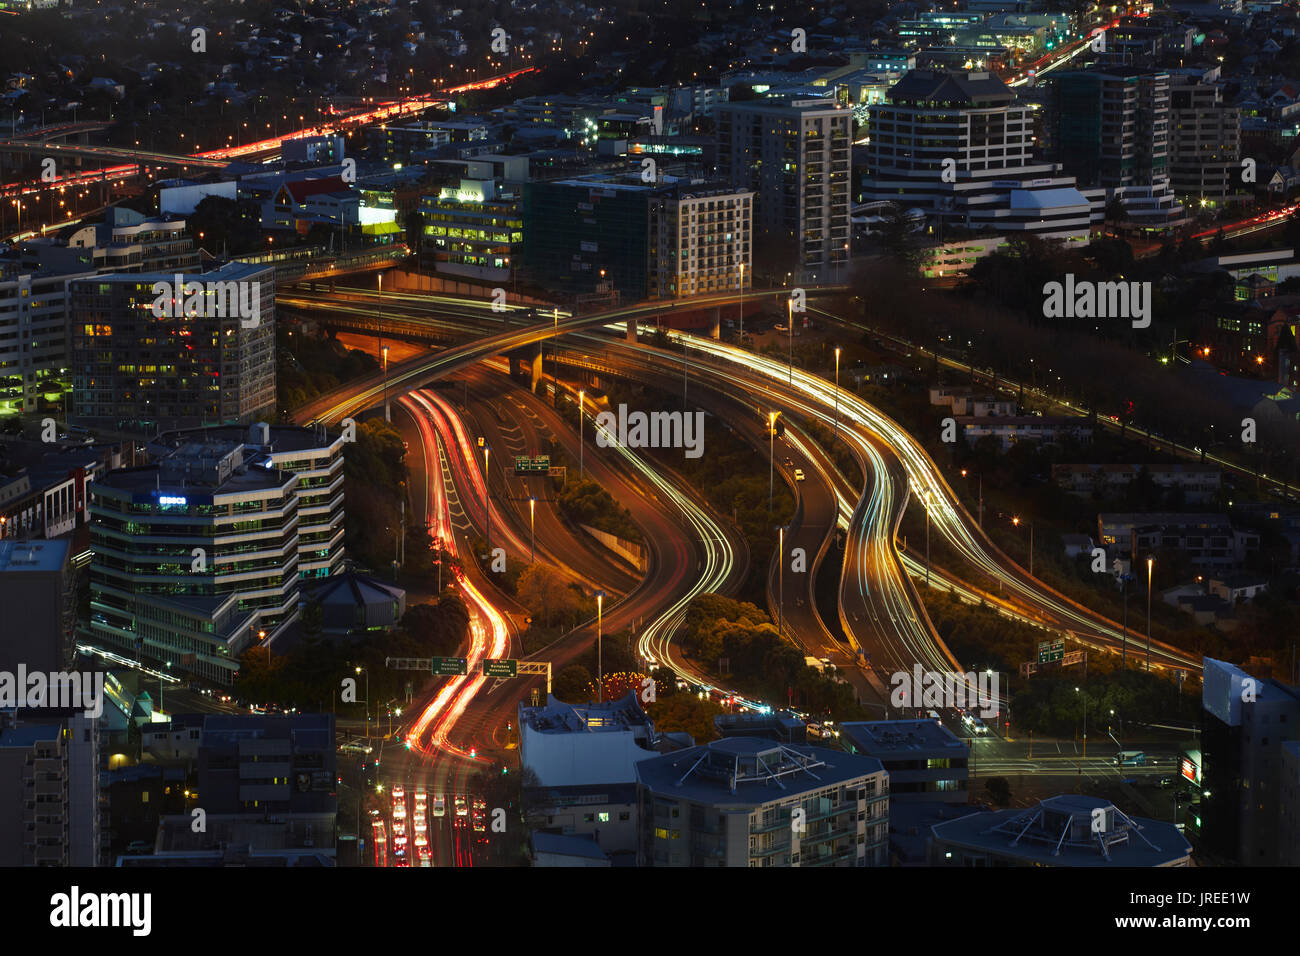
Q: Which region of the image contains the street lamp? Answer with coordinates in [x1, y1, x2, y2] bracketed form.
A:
[355, 666, 369, 739]
[924, 488, 931, 587]
[483, 446, 491, 552]
[1012, 515, 1033, 577]
[578, 388, 585, 480]
[833, 347, 842, 440]
[528, 496, 535, 563]
[1076, 686, 1087, 757]
[768, 411, 780, 511]
[777, 525, 785, 636]
[377, 273, 387, 421]
[961, 468, 983, 528]
[1146, 556, 1154, 671]
[595, 591, 605, 703]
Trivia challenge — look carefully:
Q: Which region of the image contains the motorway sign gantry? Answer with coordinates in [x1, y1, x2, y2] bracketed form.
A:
[482, 658, 518, 678]
[1038, 639, 1064, 664]
[431, 657, 468, 675]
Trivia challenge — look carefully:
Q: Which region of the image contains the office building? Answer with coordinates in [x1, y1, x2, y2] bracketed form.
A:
[1280, 740, 1300, 866]
[0, 709, 102, 866]
[861, 70, 1102, 242]
[87, 441, 301, 684]
[1199, 657, 1300, 865]
[840, 720, 970, 803]
[634, 737, 888, 866]
[151, 423, 347, 581]
[0, 267, 93, 415]
[930, 794, 1192, 865]
[524, 782, 639, 863]
[715, 100, 850, 280]
[68, 262, 275, 432]
[0, 538, 74, 673]
[421, 175, 523, 282]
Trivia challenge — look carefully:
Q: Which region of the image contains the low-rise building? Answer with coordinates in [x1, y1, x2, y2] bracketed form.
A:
[840, 719, 970, 803]
[635, 737, 888, 866]
[930, 794, 1192, 865]
[956, 415, 1092, 450]
[1052, 463, 1223, 502]
[519, 692, 663, 788]
[1097, 513, 1260, 568]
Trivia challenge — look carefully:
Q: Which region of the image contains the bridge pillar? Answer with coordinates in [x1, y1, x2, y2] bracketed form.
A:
[329, 277, 335, 294]
[529, 342, 543, 394]
[709, 307, 721, 340]
[626, 316, 637, 342]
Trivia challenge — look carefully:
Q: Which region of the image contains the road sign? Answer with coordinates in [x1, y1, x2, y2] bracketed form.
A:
[482, 658, 518, 678]
[514, 455, 550, 474]
[1020, 660, 1039, 677]
[430, 657, 468, 675]
[1038, 639, 1064, 664]
[1061, 650, 1085, 667]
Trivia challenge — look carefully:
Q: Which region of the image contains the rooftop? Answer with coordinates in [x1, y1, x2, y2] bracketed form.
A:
[0, 538, 69, 574]
[841, 719, 967, 755]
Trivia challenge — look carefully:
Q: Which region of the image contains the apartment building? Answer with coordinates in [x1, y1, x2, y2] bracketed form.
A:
[1097, 513, 1260, 568]
[635, 737, 889, 867]
[840, 720, 970, 803]
[715, 100, 850, 280]
[648, 182, 752, 298]
[1052, 463, 1223, 502]
[1169, 74, 1242, 203]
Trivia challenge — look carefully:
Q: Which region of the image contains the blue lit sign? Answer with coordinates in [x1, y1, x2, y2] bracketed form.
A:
[158, 496, 188, 506]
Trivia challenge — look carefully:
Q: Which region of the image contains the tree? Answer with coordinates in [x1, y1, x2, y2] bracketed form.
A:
[554, 664, 593, 703]
[516, 563, 579, 627]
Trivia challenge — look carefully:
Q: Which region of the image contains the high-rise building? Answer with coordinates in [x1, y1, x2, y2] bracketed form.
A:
[861, 70, 1102, 241]
[0, 268, 94, 414]
[150, 423, 347, 582]
[1169, 74, 1242, 204]
[1050, 67, 1173, 189]
[86, 442, 301, 683]
[68, 262, 275, 432]
[1199, 657, 1300, 865]
[715, 100, 850, 281]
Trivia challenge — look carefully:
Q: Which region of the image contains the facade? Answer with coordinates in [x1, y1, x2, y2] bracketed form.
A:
[0, 710, 102, 866]
[87, 442, 301, 683]
[956, 415, 1092, 449]
[861, 70, 1102, 241]
[1199, 657, 1300, 865]
[930, 794, 1192, 865]
[715, 100, 850, 280]
[647, 182, 752, 298]
[68, 262, 275, 432]
[840, 720, 970, 803]
[151, 423, 347, 581]
[0, 538, 74, 674]
[1097, 513, 1260, 568]
[523, 782, 639, 861]
[635, 737, 889, 867]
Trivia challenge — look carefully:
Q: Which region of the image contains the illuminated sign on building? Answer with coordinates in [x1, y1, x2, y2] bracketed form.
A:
[158, 496, 188, 506]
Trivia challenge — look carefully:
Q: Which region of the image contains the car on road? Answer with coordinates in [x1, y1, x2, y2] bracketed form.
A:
[455, 795, 468, 816]
[794, 468, 805, 481]
[392, 785, 404, 801]
[473, 811, 487, 833]
[433, 795, 446, 817]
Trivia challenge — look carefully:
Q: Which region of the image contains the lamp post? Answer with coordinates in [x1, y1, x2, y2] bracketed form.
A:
[528, 497, 535, 563]
[768, 411, 780, 512]
[738, 261, 745, 342]
[1146, 556, 1153, 672]
[378, 273, 388, 422]
[1076, 686, 1087, 758]
[1013, 515, 1033, 577]
[961, 469, 983, 528]
[924, 488, 931, 587]
[578, 388, 585, 480]
[833, 347, 841, 441]
[777, 525, 785, 637]
[552, 307, 559, 401]
[787, 296, 794, 384]
[596, 591, 605, 703]
[483, 446, 491, 552]
[355, 666, 369, 739]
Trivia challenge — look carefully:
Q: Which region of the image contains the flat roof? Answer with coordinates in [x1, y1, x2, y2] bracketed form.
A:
[841, 719, 967, 755]
[0, 538, 69, 573]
